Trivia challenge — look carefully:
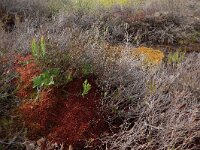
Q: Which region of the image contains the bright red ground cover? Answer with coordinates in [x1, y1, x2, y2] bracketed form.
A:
[14, 54, 41, 99]
[15, 55, 108, 149]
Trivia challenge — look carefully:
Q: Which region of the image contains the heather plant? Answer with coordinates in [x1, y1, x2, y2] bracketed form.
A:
[0, 54, 17, 117]
[0, 52, 24, 149]
[100, 52, 200, 150]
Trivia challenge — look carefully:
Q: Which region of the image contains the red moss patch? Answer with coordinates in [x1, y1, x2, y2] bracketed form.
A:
[14, 54, 41, 99]
[16, 55, 108, 149]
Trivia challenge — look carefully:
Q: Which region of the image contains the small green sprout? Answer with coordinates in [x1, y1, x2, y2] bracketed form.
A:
[82, 79, 91, 97]
[31, 36, 46, 60]
[66, 72, 73, 83]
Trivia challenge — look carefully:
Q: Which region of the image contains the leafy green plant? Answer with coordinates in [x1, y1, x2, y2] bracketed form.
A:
[31, 36, 46, 60]
[33, 68, 59, 90]
[82, 79, 91, 97]
[167, 49, 185, 65]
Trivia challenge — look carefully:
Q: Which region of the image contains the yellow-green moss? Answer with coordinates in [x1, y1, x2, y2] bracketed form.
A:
[133, 47, 164, 65]
[48, 0, 145, 12]
[99, 0, 129, 7]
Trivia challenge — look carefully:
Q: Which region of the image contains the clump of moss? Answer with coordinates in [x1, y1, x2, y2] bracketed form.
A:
[132, 47, 164, 65]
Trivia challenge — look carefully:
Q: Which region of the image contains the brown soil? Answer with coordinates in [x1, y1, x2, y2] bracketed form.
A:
[15, 55, 109, 150]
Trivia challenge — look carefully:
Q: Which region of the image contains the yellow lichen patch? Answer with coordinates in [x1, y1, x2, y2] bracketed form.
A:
[99, 0, 129, 7]
[104, 45, 164, 70]
[132, 47, 164, 65]
[98, 0, 145, 7]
